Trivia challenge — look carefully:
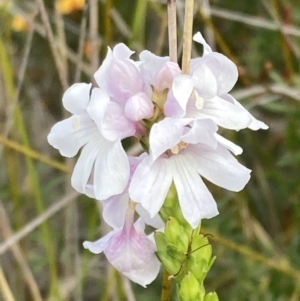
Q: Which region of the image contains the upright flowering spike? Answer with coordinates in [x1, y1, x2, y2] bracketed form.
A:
[83, 201, 160, 287]
[47, 30, 268, 295]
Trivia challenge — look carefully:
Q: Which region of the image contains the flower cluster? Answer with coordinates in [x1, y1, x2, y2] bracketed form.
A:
[48, 32, 267, 286]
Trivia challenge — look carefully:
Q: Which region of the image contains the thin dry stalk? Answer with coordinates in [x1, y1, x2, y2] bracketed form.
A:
[199, 0, 216, 50]
[121, 275, 136, 301]
[74, 2, 89, 83]
[0, 204, 43, 301]
[209, 6, 300, 38]
[54, 7, 69, 83]
[155, 12, 168, 56]
[181, 0, 194, 74]
[89, 0, 100, 78]
[0, 21, 35, 159]
[110, 8, 132, 38]
[0, 267, 17, 301]
[0, 135, 70, 173]
[0, 191, 79, 255]
[202, 227, 300, 282]
[168, 0, 177, 62]
[35, 0, 68, 90]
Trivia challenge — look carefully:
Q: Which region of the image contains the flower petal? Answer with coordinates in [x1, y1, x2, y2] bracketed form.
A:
[171, 153, 219, 228]
[192, 53, 238, 98]
[139, 50, 169, 86]
[123, 257, 160, 287]
[93, 139, 130, 200]
[181, 119, 218, 148]
[124, 92, 154, 121]
[47, 115, 96, 158]
[102, 191, 129, 229]
[71, 133, 102, 194]
[62, 83, 92, 115]
[83, 231, 115, 254]
[136, 204, 165, 229]
[113, 43, 135, 60]
[190, 144, 251, 192]
[71, 134, 129, 200]
[149, 118, 190, 161]
[94, 47, 113, 89]
[164, 91, 186, 118]
[106, 60, 144, 101]
[172, 75, 194, 114]
[129, 156, 173, 218]
[193, 32, 212, 55]
[153, 62, 181, 91]
[87, 87, 111, 136]
[105, 222, 160, 287]
[232, 97, 269, 130]
[186, 96, 252, 130]
[214, 133, 243, 155]
[102, 101, 136, 140]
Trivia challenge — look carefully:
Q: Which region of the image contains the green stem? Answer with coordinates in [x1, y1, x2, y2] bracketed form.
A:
[161, 269, 172, 301]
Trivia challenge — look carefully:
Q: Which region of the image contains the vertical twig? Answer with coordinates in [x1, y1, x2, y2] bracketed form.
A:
[89, 0, 99, 79]
[74, 2, 89, 83]
[181, 0, 194, 74]
[168, 0, 177, 62]
[105, 0, 113, 46]
[200, 0, 216, 50]
[35, 0, 68, 90]
[0, 203, 43, 301]
[120, 275, 136, 301]
[161, 270, 171, 301]
[0, 267, 17, 301]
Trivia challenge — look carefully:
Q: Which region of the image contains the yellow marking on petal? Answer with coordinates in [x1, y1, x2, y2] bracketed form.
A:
[170, 144, 180, 154]
[72, 116, 80, 129]
[178, 141, 188, 150]
[170, 142, 187, 155]
[194, 90, 204, 109]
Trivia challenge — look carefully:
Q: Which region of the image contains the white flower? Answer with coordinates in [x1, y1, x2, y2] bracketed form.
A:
[129, 118, 251, 228]
[164, 32, 268, 131]
[47, 83, 130, 200]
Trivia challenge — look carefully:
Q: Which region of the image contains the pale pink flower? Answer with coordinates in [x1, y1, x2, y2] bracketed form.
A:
[83, 201, 160, 287]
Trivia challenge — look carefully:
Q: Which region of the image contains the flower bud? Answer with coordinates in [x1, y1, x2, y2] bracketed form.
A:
[178, 272, 205, 301]
[154, 232, 185, 276]
[165, 217, 189, 253]
[160, 184, 190, 227]
[204, 292, 219, 301]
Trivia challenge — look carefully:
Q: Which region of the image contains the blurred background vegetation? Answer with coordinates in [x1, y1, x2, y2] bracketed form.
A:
[0, 0, 300, 300]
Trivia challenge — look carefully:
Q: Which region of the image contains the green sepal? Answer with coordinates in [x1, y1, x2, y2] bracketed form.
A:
[204, 292, 219, 301]
[178, 272, 205, 301]
[188, 243, 215, 282]
[160, 183, 190, 227]
[155, 232, 185, 276]
[190, 234, 210, 253]
[165, 217, 190, 253]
